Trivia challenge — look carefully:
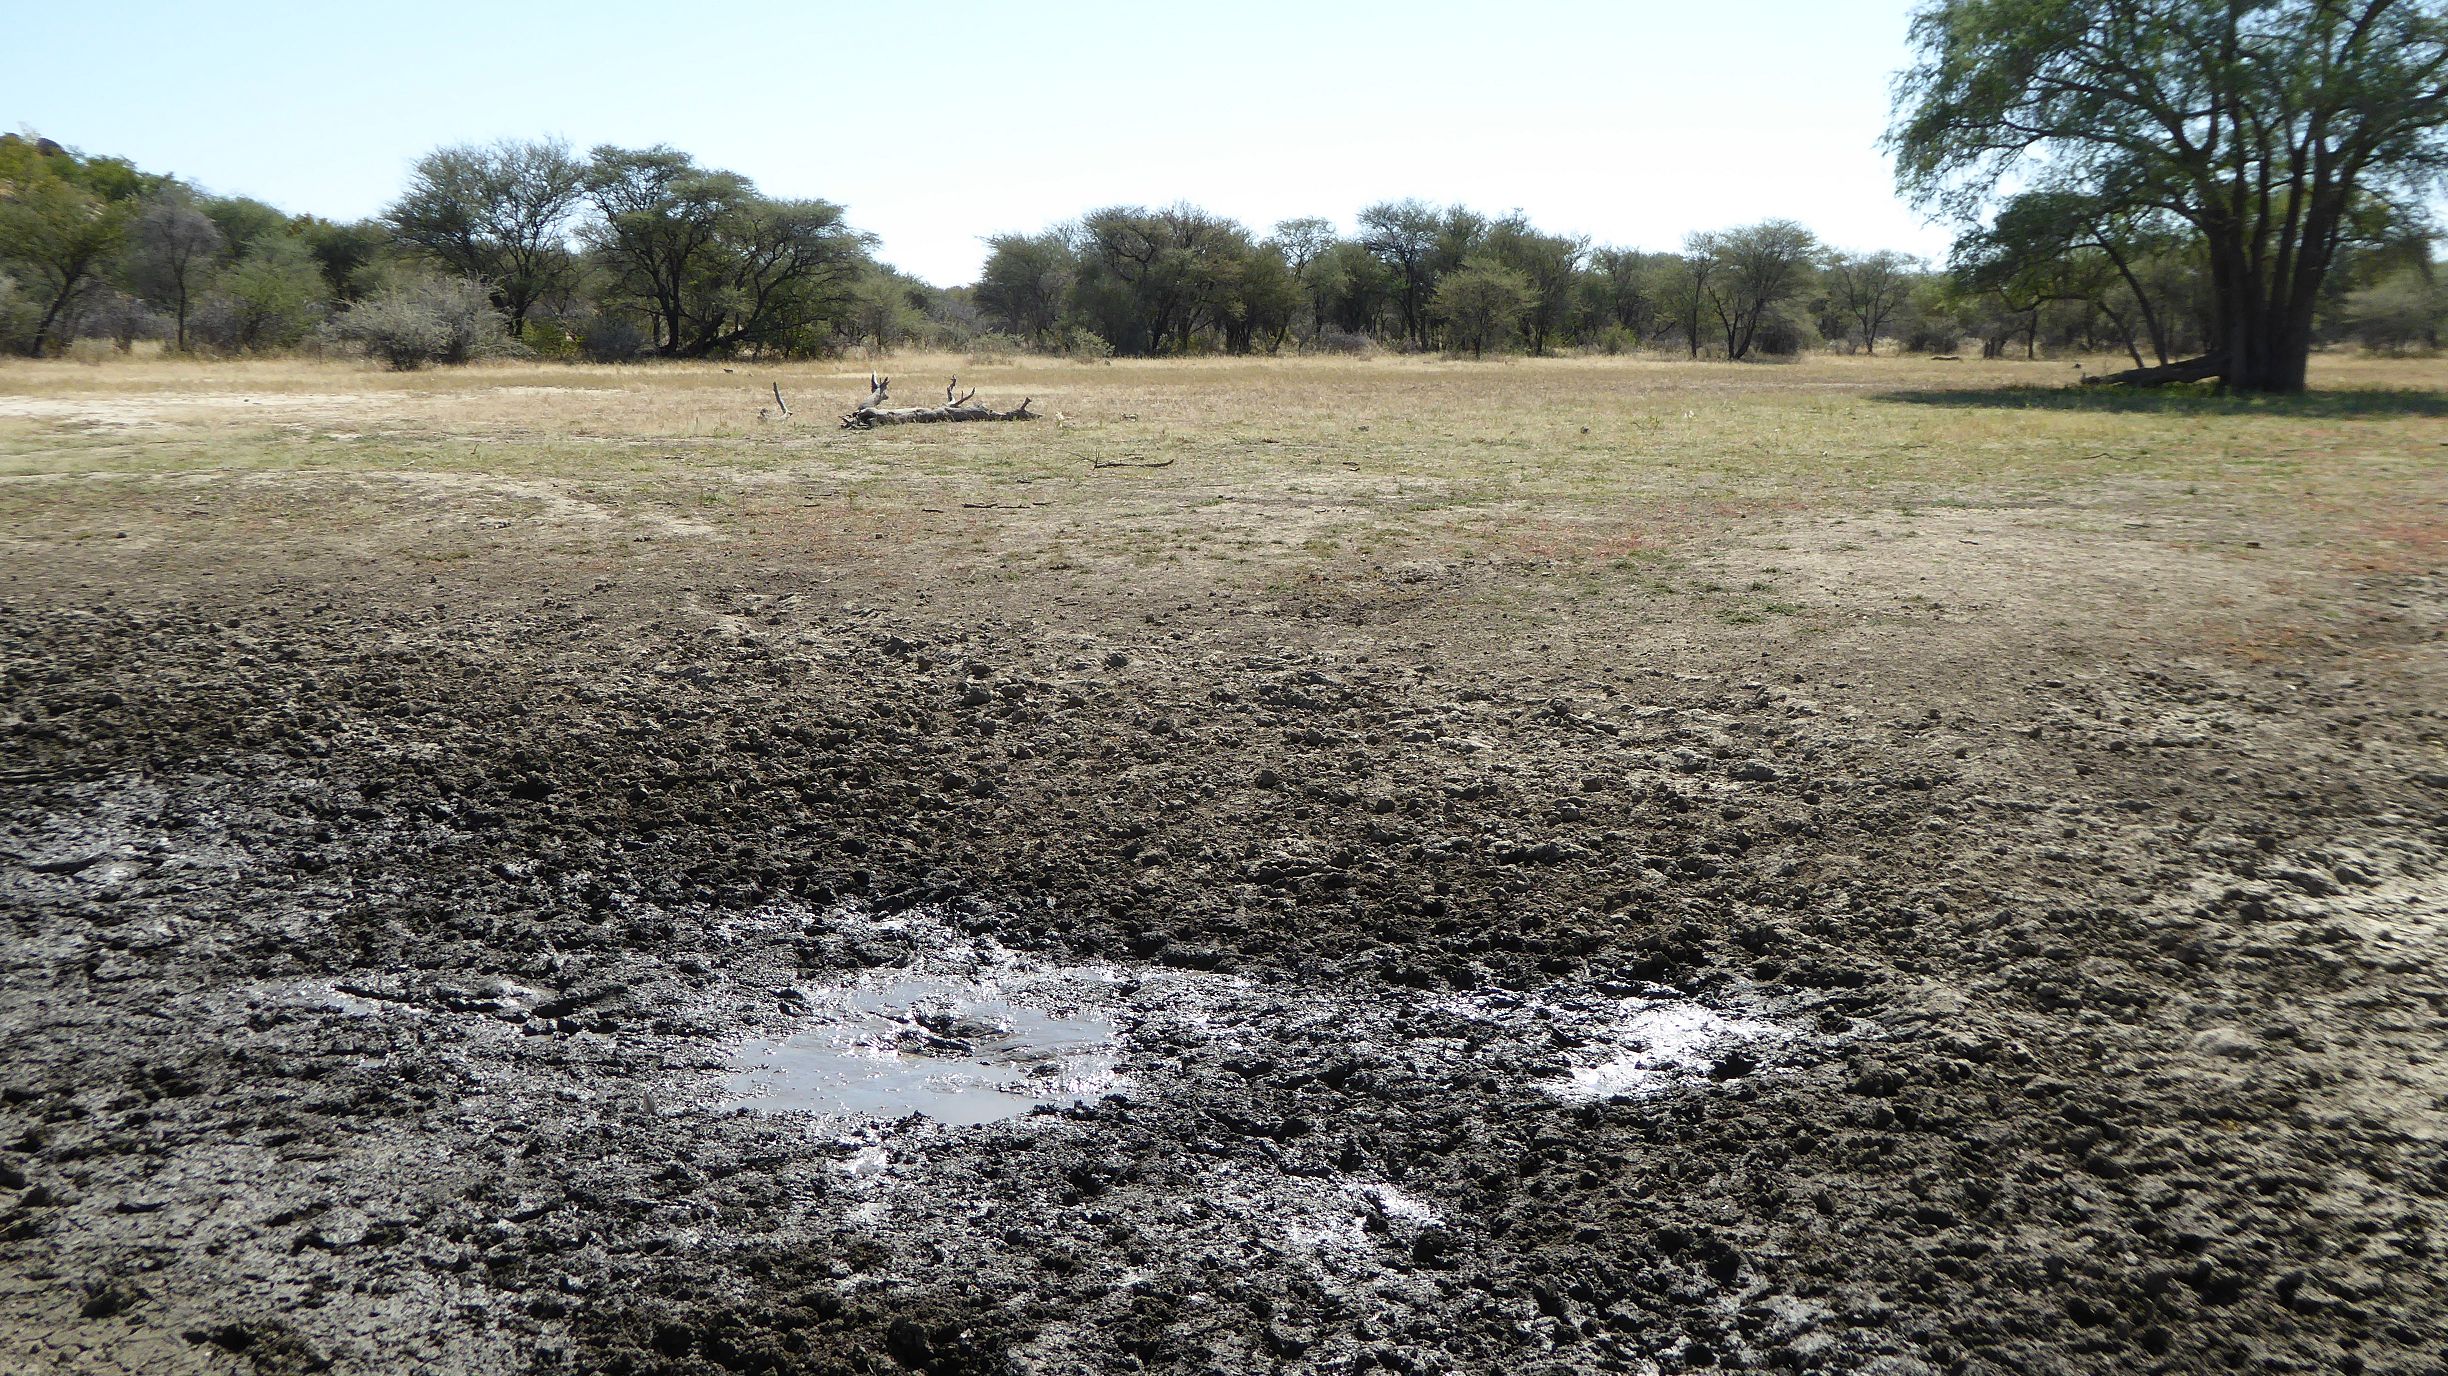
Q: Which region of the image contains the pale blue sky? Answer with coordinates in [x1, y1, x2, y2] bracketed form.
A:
[5, 0, 1955, 284]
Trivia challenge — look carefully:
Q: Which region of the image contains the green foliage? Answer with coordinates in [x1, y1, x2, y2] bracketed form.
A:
[294, 217, 394, 303]
[1482, 217, 1584, 355]
[2342, 268, 2444, 353]
[976, 230, 1076, 344]
[577, 312, 650, 363]
[1889, 0, 2448, 392]
[1269, 216, 1339, 339]
[583, 145, 872, 357]
[0, 272, 37, 354]
[194, 235, 328, 351]
[1432, 259, 1533, 358]
[1581, 248, 1667, 346]
[1358, 199, 1449, 349]
[1824, 249, 1919, 354]
[1057, 326, 1113, 362]
[1074, 204, 1257, 355]
[1214, 243, 1301, 353]
[1948, 191, 2206, 365]
[846, 269, 929, 355]
[387, 140, 585, 332]
[0, 136, 145, 355]
[963, 331, 1025, 363]
[199, 196, 292, 261]
[125, 191, 222, 350]
[519, 318, 582, 360]
[1689, 221, 1820, 359]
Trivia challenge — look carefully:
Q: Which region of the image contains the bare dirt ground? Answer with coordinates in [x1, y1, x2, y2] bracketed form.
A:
[2, 353, 2444, 1375]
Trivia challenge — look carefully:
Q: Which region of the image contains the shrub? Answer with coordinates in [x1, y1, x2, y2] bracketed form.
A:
[2342, 269, 2443, 354]
[1432, 259, 1534, 358]
[964, 331, 1024, 364]
[70, 288, 164, 351]
[1312, 330, 1376, 357]
[578, 313, 649, 363]
[1595, 325, 1639, 356]
[0, 273, 35, 355]
[191, 237, 327, 352]
[1749, 307, 1821, 357]
[1057, 326, 1113, 362]
[520, 318, 583, 360]
[327, 276, 514, 370]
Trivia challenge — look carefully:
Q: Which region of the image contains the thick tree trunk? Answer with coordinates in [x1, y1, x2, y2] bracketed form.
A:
[28, 279, 78, 358]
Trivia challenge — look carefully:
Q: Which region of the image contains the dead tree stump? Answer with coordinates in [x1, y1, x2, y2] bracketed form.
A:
[840, 374, 1038, 429]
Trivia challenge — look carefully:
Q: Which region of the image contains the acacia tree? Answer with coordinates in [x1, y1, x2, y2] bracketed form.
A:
[1656, 249, 1720, 357]
[1267, 216, 1340, 342]
[1692, 221, 1821, 358]
[975, 229, 1076, 344]
[584, 146, 869, 357]
[129, 190, 222, 351]
[1485, 216, 1586, 355]
[0, 138, 147, 356]
[195, 235, 327, 351]
[1358, 199, 1443, 348]
[1953, 193, 2206, 364]
[388, 139, 586, 335]
[1826, 249, 1919, 353]
[1213, 244, 1302, 353]
[1075, 204, 1251, 355]
[1433, 260, 1533, 358]
[1583, 247, 1665, 343]
[1890, 0, 2448, 393]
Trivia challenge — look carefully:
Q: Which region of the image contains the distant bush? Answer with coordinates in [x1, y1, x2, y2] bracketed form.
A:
[578, 313, 650, 363]
[1749, 308, 1821, 357]
[520, 318, 583, 360]
[327, 277, 517, 370]
[1312, 329, 1375, 357]
[0, 273, 34, 355]
[1058, 327, 1113, 362]
[964, 331, 1024, 364]
[70, 288, 165, 351]
[1900, 321, 1961, 354]
[1595, 325, 1639, 356]
[2342, 269, 2443, 354]
[190, 237, 328, 352]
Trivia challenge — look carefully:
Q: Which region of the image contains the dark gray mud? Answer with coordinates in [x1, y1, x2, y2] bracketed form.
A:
[3, 559, 2445, 1375]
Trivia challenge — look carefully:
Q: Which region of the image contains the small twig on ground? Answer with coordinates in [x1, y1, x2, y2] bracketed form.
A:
[1090, 456, 1176, 469]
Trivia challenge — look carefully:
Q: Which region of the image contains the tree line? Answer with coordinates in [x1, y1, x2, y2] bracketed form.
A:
[7, 0, 2445, 389]
[970, 201, 2431, 363]
[0, 134, 898, 367]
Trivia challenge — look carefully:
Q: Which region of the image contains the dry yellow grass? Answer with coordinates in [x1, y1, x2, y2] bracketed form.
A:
[3, 351, 2441, 625]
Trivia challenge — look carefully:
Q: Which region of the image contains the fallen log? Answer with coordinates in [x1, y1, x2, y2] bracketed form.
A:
[840, 374, 1037, 429]
[2082, 353, 2226, 387]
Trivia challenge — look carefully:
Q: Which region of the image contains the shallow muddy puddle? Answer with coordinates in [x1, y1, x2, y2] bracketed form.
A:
[705, 905, 1821, 1135]
[723, 976, 1121, 1124]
